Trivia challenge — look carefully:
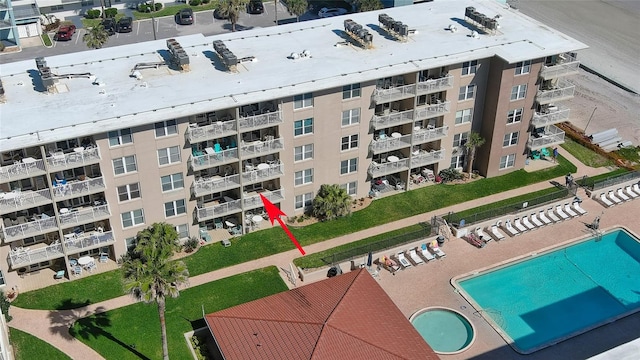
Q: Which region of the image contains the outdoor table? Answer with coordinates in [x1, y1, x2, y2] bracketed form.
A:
[252, 215, 263, 225]
[205, 147, 215, 155]
[225, 220, 236, 228]
[73, 147, 85, 153]
[387, 156, 400, 162]
[391, 132, 402, 138]
[78, 256, 93, 265]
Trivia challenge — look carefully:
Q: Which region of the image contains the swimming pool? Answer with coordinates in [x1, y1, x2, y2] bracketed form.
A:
[454, 228, 640, 354]
[410, 307, 476, 354]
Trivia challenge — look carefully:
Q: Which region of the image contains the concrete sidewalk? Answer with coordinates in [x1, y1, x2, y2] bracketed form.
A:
[7, 151, 612, 360]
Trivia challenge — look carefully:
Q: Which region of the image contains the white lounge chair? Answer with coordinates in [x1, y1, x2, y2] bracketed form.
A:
[420, 243, 435, 261]
[538, 210, 552, 225]
[625, 185, 638, 198]
[489, 225, 505, 240]
[563, 203, 579, 217]
[599, 192, 614, 207]
[616, 188, 630, 201]
[514, 217, 528, 232]
[521, 215, 536, 230]
[430, 245, 446, 258]
[397, 252, 412, 268]
[475, 227, 491, 242]
[571, 201, 587, 215]
[502, 219, 519, 236]
[555, 205, 570, 220]
[530, 213, 544, 227]
[546, 207, 561, 222]
[633, 183, 640, 196]
[409, 249, 424, 265]
[608, 190, 622, 204]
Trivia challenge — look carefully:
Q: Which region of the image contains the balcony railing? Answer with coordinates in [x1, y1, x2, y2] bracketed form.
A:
[412, 125, 449, 145]
[528, 125, 565, 151]
[372, 83, 416, 104]
[185, 120, 237, 143]
[190, 148, 239, 171]
[59, 204, 111, 228]
[64, 231, 116, 252]
[192, 174, 241, 197]
[240, 137, 284, 158]
[196, 199, 242, 222]
[371, 109, 414, 130]
[238, 110, 283, 131]
[368, 158, 410, 177]
[8, 242, 64, 268]
[0, 189, 52, 215]
[415, 101, 451, 120]
[53, 177, 106, 200]
[2, 216, 58, 243]
[0, 158, 47, 183]
[536, 81, 575, 105]
[47, 146, 101, 172]
[241, 163, 284, 185]
[416, 74, 454, 95]
[243, 189, 285, 210]
[370, 134, 412, 154]
[540, 59, 579, 80]
[531, 105, 571, 127]
[410, 149, 446, 168]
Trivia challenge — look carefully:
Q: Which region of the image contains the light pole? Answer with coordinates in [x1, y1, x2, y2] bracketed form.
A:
[274, 0, 278, 25]
[151, 0, 157, 40]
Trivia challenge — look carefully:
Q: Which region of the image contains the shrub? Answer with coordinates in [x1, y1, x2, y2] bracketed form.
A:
[137, 3, 151, 12]
[154, 2, 163, 11]
[189, 0, 201, 6]
[104, 7, 118, 18]
[202, 0, 211, 3]
[438, 168, 464, 183]
[85, 9, 101, 19]
[44, 19, 61, 32]
[0, 42, 5, 52]
[0, 291, 12, 322]
[183, 237, 200, 253]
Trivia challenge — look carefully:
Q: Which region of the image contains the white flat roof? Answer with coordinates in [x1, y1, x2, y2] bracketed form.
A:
[0, 0, 586, 152]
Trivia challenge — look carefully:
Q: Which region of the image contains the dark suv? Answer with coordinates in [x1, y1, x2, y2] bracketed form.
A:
[247, 0, 264, 14]
[102, 18, 116, 35]
[117, 17, 133, 33]
[177, 8, 194, 25]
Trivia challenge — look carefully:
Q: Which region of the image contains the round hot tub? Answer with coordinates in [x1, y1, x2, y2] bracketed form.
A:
[410, 307, 476, 354]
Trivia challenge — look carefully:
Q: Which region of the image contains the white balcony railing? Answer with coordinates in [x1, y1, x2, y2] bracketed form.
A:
[47, 146, 101, 172]
[192, 174, 241, 197]
[531, 105, 571, 127]
[243, 189, 285, 210]
[8, 242, 64, 267]
[190, 148, 239, 171]
[240, 137, 284, 158]
[53, 177, 106, 200]
[410, 149, 446, 168]
[241, 163, 284, 185]
[412, 125, 449, 145]
[196, 199, 242, 222]
[368, 158, 410, 177]
[0, 189, 52, 215]
[238, 110, 284, 131]
[416, 74, 454, 95]
[64, 231, 116, 252]
[540, 60, 579, 80]
[370, 134, 412, 154]
[536, 81, 575, 105]
[2, 216, 58, 243]
[372, 83, 416, 104]
[58, 204, 111, 227]
[185, 120, 237, 143]
[528, 125, 566, 150]
[0, 158, 47, 183]
[415, 101, 451, 120]
[371, 109, 414, 130]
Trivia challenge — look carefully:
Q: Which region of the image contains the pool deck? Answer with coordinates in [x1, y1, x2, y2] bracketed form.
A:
[376, 191, 640, 360]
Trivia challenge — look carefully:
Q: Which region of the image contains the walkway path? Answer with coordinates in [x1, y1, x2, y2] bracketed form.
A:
[7, 152, 614, 360]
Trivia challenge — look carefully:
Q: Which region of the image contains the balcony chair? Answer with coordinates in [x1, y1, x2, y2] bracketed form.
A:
[55, 270, 66, 279]
[99, 252, 109, 263]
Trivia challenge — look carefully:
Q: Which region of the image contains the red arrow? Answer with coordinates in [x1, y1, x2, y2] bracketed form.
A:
[260, 194, 306, 255]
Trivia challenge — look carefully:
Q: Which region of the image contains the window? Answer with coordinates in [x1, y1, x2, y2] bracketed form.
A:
[165, 199, 187, 217]
[503, 132, 519, 147]
[458, 84, 475, 101]
[294, 118, 313, 136]
[462, 60, 478, 75]
[340, 181, 357, 196]
[455, 108, 473, 125]
[507, 108, 523, 124]
[125, 237, 137, 252]
[122, 209, 144, 228]
[500, 154, 516, 169]
[158, 146, 181, 165]
[293, 93, 313, 109]
[510, 84, 527, 100]
[176, 224, 189, 239]
[117, 183, 140, 201]
[294, 144, 313, 162]
[342, 83, 361, 99]
[450, 155, 465, 169]
[295, 169, 313, 186]
[161, 173, 184, 192]
[515, 60, 531, 75]
[155, 119, 177, 137]
[295, 192, 314, 210]
[342, 108, 361, 126]
[453, 132, 469, 147]
[108, 128, 132, 147]
[340, 158, 358, 174]
[113, 155, 137, 175]
[341, 134, 358, 151]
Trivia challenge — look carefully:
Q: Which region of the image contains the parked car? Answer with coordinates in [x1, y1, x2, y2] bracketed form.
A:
[101, 18, 116, 35]
[318, 7, 348, 18]
[117, 17, 133, 33]
[247, 0, 264, 14]
[53, 25, 76, 41]
[177, 8, 194, 25]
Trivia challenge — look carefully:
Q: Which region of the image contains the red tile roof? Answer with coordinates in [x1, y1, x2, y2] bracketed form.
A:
[205, 269, 438, 360]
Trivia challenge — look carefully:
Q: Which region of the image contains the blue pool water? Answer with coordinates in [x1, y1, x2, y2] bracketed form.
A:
[411, 308, 475, 353]
[457, 229, 640, 353]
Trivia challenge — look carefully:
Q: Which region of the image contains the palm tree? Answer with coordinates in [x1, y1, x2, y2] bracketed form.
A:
[355, 0, 383, 12]
[465, 131, 486, 175]
[216, 0, 250, 32]
[286, 0, 307, 22]
[312, 184, 352, 221]
[121, 223, 190, 360]
[83, 25, 109, 49]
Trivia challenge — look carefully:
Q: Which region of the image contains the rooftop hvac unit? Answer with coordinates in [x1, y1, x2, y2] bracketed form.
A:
[465, 6, 475, 18]
[166, 39, 178, 49]
[0, 79, 4, 95]
[40, 66, 51, 76]
[35, 57, 47, 70]
[176, 52, 190, 65]
[398, 24, 409, 36]
[222, 51, 238, 66]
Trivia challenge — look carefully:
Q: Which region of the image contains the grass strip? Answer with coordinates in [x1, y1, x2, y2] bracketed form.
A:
[561, 137, 614, 168]
[10, 328, 71, 360]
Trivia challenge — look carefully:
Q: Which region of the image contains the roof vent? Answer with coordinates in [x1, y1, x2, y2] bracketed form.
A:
[343, 19, 373, 49]
[465, 6, 499, 34]
[470, 30, 479, 39]
[289, 52, 299, 59]
[378, 14, 413, 41]
[447, 24, 458, 33]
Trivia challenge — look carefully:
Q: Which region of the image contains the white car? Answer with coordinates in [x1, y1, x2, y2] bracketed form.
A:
[318, 7, 348, 18]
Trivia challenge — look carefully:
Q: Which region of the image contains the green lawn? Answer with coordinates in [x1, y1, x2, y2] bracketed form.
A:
[561, 137, 614, 168]
[71, 267, 287, 360]
[10, 328, 71, 360]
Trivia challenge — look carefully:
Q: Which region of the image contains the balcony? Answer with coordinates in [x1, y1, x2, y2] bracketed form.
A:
[190, 148, 239, 172]
[416, 74, 454, 95]
[53, 177, 106, 201]
[64, 230, 116, 253]
[238, 110, 283, 132]
[243, 189, 285, 211]
[0, 189, 52, 215]
[415, 101, 450, 120]
[531, 105, 571, 127]
[2, 216, 58, 243]
[410, 149, 446, 168]
[371, 109, 414, 130]
[192, 174, 241, 197]
[196, 199, 242, 222]
[528, 125, 565, 151]
[370, 134, 411, 154]
[0, 158, 47, 183]
[412, 125, 449, 145]
[240, 137, 284, 158]
[372, 83, 416, 104]
[185, 119, 237, 143]
[536, 81, 575, 105]
[241, 163, 284, 185]
[47, 146, 101, 172]
[59, 204, 111, 228]
[540, 54, 579, 80]
[8, 242, 64, 268]
[368, 158, 410, 178]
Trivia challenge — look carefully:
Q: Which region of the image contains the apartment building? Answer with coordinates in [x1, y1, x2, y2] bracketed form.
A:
[0, 0, 585, 289]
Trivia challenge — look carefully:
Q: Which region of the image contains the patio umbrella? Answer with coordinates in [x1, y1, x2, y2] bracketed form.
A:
[367, 251, 373, 268]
